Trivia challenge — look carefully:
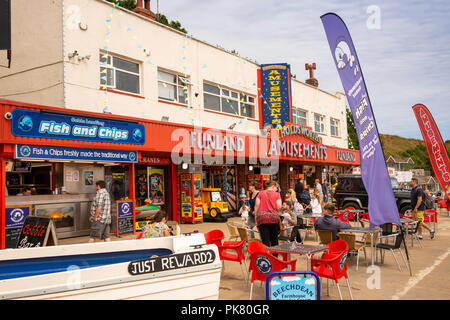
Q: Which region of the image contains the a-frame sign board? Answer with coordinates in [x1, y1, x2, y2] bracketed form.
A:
[16, 216, 58, 248]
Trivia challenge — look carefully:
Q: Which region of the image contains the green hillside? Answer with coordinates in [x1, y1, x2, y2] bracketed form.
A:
[379, 134, 450, 172]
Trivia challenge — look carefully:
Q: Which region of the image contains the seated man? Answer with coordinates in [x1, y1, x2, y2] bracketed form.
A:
[314, 203, 351, 241]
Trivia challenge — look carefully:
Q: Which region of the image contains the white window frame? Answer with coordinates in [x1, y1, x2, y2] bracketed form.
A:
[292, 108, 308, 126]
[330, 118, 340, 137]
[157, 69, 191, 105]
[100, 52, 141, 95]
[314, 113, 325, 133]
[203, 82, 256, 119]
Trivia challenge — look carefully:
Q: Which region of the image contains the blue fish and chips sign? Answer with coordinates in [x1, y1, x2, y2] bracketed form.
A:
[259, 63, 293, 130]
[12, 109, 145, 145]
[266, 271, 320, 300]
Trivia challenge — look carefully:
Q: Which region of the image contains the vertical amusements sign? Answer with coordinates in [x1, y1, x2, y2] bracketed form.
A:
[321, 13, 400, 227]
[259, 63, 293, 130]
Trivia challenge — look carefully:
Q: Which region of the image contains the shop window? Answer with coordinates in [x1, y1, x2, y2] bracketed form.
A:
[158, 69, 190, 104]
[292, 108, 307, 126]
[203, 82, 256, 119]
[314, 113, 325, 133]
[330, 118, 340, 137]
[100, 53, 140, 94]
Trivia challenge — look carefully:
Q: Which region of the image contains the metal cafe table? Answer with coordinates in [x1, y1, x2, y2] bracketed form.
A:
[268, 243, 328, 270]
[339, 227, 381, 266]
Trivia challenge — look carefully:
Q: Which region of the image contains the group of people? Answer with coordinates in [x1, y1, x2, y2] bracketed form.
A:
[238, 178, 342, 248]
[88, 180, 171, 243]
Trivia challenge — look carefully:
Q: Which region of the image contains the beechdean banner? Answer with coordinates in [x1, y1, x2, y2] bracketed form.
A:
[321, 13, 400, 226]
[258, 63, 293, 130]
[412, 104, 450, 198]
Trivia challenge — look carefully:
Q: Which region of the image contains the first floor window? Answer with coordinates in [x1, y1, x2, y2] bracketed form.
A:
[203, 82, 256, 119]
[158, 69, 190, 104]
[292, 108, 307, 126]
[314, 113, 325, 133]
[100, 53, 140, 94]
[330, 118, 340, 137]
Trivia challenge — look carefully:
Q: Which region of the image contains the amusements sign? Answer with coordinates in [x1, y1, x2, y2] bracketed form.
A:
[12, 108, 145, 145]
[259, 63, 293, 130]
[116, 200, 134, 236]
[412, 104, 450, 198]
[16, 216, 58, 248]
[266, 272, 321, 300]
[5, 205, 31, 249]
[321, 13, 400, 227]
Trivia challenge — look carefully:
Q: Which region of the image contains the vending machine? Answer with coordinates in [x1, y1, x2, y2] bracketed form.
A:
[180, 173, 203, 223]
[288, 173, 305, 189]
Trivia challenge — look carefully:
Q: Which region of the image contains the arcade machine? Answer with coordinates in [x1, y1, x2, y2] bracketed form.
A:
[246, 173, 271, 190]
[180, 173, 203, 223]
[135, 167, 165, 231]
[288, 173, 305, 189]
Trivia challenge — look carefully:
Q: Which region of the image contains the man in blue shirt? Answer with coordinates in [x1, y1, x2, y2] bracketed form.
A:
[314, 203, 351, 241]
[410, 178, 435, 240]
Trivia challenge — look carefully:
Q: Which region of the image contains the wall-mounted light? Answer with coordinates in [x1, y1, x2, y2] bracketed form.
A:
[182, 162, 189, 170]
[228, 123, 237, 130]
[143, 49, 151, 57]
[79, 22, 88, 31]
[249, 165, 253, 171]
[161, 116, 169, 122]
[289, 166, 294, 172]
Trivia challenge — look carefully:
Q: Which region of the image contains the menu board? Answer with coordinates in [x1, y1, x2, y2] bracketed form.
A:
[16, 216, 58, 248]
[5, 205, 31, 249]
[116, 200, 134, 236]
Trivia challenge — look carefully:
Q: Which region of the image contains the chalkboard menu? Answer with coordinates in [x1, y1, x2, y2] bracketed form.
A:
[5, 205, 31, 249]
[16, 216, 58, 248]
[116, 200, 134, 236]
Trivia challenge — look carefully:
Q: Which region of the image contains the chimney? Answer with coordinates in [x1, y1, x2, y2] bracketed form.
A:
[133, 0, 156, 21]
[305, 63, 319, 87]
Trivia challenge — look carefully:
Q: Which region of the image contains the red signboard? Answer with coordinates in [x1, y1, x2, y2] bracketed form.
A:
[412, 104, 450, 197]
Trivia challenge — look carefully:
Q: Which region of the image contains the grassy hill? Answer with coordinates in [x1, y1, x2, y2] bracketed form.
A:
[379, 134, 450, 173]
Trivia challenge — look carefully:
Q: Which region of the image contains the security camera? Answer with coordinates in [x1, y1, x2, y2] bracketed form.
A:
[4, 112, 12, 120]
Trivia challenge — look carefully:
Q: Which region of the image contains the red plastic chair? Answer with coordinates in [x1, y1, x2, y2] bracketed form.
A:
[205, 229, 249, 280]
[319, 239, 349, 260]
[338, 211, 351, 223]
[310, 244, 353, 300]
[246, 241, 289, 264]
[248, 252, 297, 299]
[136, 232, 143, 239]
[204, 229, 225, 247]
[425, 209, 438, 231]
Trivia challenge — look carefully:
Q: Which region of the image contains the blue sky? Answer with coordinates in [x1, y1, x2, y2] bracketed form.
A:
[154, 0, 450, 140]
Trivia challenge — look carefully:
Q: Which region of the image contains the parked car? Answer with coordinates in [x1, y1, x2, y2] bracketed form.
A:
[334, 174, 412, 215]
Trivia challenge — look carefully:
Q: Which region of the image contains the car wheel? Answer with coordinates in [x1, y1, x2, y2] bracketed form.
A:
[400, 205, 412, 216]
[344, 201, 361, 210]
[210, 208, 219, 218]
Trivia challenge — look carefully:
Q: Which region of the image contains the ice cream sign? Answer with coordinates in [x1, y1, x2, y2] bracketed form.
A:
[11, 108, 145, 145]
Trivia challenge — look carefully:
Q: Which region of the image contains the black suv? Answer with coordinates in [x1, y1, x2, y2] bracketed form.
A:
[334, 174, 412, 215]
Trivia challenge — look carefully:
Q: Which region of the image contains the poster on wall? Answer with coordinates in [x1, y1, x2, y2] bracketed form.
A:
[84, 171, 94, 185]
[148, 168, 165, 205]
[258, 63, 293, 130]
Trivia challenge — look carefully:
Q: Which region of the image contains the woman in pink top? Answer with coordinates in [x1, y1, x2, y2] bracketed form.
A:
[254, 180, 282, 248]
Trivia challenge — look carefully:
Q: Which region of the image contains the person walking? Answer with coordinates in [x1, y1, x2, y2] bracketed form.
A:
[322, 180, 330, 203]
[247, 181, 261, 237]
[294, 178, 305, 204]
[89, 180, 112, 243]
[254, 180, 282, 248]
[410, 178, 435, 240]
[315, 179, 324, 206]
